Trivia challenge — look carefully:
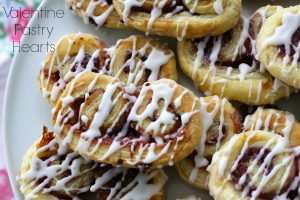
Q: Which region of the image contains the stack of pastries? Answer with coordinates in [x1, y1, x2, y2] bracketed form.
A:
[17, 0, 300, 199]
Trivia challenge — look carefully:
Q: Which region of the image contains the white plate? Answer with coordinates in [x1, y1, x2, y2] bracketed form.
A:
[3, 0, 300, 199]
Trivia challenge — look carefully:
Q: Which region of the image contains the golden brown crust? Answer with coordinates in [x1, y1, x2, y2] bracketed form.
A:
[256, 6, 300, 88]
[177, 41, 293, 105]
[113, 0, 241, 39]
[178, 7, 293, 105]
[37, 33, 108, 105]
[244, 107, 300, 147]
[208, 131, 299, 200]
[52, 72, 202, 168]
[66, 0, 127, 29]
[38, 33, 177, 106]
[19, 129, 96, 200]
[94, 166, 167, 200]
[19, 139, 59, 200]
[19, 127, 167, 200]
[182, 0, 225, 15]
[176, 96, 242, 190]
[37, 126, 56, 148]
[110, 35, 177, 86]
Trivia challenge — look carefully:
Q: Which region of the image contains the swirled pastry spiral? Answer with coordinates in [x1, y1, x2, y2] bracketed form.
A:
[112, 0, 241, 39]
[19, 126, 97, 199]
[52, 72, 202, 168]
[257, 6, 300, 88]
[38, 33, 109, 105]
[18, 127, 167, 200]
[108, 35, 177, 86]
[93, 167, 167, 200]
[208, 131, 300, 200]
[66, 0, 127, 29]
[244, 107, 300, 147]
[38, 33, 176, 105]
[178, 6, 293, 105]
[176, 96, 242, 190]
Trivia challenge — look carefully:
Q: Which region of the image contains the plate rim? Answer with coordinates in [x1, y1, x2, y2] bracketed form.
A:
[2, 0, 49, 197]
[3, 0, 300, 199]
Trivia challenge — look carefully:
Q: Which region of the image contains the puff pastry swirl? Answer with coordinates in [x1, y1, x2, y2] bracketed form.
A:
[38, 33, 176, 105]
[208, 131, 300, 200]
[178, 6, 293, 105]
[113, 0, 241, 39]
[52, 72, 202, 168]
[38, 33, 108, 105]
[257, 6, 300, 88]
[18, 127, 167, 200]
[66, 0, 127, 29]
[244, 107, 300, 147]
[176, 96, 242, 190]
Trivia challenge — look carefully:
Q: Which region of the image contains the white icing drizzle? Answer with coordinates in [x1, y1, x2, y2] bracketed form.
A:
[90, 166, 167, 200]
[64, 45, 86, 81]
[259, 8, 300, 69]
[233, 16, 251, 59]
[213, 0, 224, 15]
[244, 107, 295, 143]
[121, 0, 144, 24]
[237, 63, 256, 81]
[146, 0, 170, 34]
[40, 33, 107, 103]
[176, 20, 189, 41]
[53, 75, 198, 166]
[191, 10, 291, 102]
[19, 129, 168, 200]
[210, 131, 300, 199]
[127, 83, 176, 138]
[192, 37, 209, 80]
[83, 0, 114, 27]
[273, 78, 291, 97]
[189, 96, 228, 183]
[112, 35, 174, 87]
[189, 0, 198, 13]
[164, 6, 183, 18]
[137, 40, 174, 82]
[119, 0, 225, 40]
[255, 80, 262, 103]
[19, 130, 97, 199]
[40, 35, 173, 104]
[71, 0, 115, 28]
